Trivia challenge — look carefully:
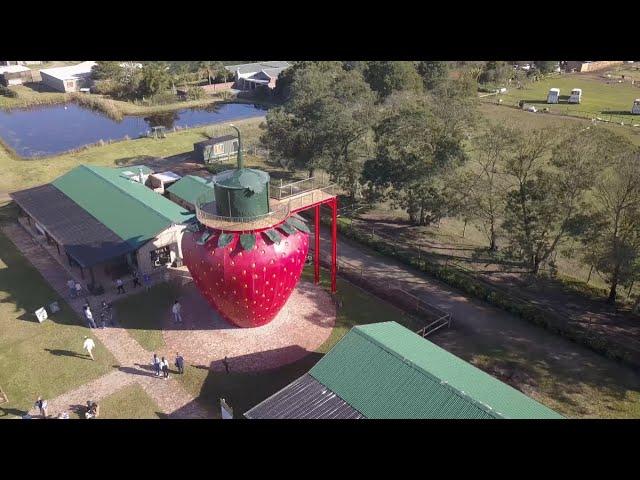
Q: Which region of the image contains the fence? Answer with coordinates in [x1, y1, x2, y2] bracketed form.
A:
[311, 242, 453, 336]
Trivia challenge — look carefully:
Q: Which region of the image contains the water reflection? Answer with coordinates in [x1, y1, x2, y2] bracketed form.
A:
[0, 102, 267, 158]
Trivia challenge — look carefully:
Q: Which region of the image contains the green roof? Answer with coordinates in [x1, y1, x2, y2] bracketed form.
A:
[309, 322, 563, 419]
[166, 175, 213, 206]
[52, 165, 194, 249]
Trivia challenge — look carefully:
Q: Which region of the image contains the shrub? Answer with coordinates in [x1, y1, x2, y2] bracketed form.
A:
[186, 86, 205, 100]
[0, 85, 18, 98]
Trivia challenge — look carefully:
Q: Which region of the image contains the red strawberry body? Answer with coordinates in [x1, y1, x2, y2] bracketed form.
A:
[181, 226, 309, 328]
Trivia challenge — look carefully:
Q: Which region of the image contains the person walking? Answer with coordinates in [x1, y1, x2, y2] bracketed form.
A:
[175, 353, 184, 374]
[132, 270, 141, 288]
[116, 278, 125, 294]
[101, 300, 113, 326]
[67, 279, 76, 298]
[84, 305, 97, 329]
[143, 273, 151, 291]
[75, 281, 82, 298]
[222, 356, 230, 374]
[152, 353, 161, 377]
[34, 396, 48, 418]
[83, 336, 96, 360]
[161, 356, 169, 379]
[172, 300, 182, 324]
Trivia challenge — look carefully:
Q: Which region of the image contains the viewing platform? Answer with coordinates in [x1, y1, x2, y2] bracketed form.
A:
[195, 176, 338, 232]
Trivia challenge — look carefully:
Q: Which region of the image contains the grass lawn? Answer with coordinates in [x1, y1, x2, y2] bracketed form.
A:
[494, 72, 640, 118]
[0, 116, 265, 194]
[89, 384, 161, 419]
[0, 219, 115, 419]
[116, 282, 179, 351]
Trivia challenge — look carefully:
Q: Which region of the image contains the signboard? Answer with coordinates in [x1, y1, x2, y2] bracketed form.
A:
[220, 398, 233, 419]
[35, 307, 48, 323]
[213, 143, 225, 155]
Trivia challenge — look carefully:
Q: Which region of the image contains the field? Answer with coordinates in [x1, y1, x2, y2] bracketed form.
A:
[94, 384, 161, 419]
[0, 209, 116, 418]
[488, 71, 640, 124]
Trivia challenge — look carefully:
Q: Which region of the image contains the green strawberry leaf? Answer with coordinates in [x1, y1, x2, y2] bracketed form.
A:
[240, 233, 256, 251]
[287, 217, 311, 233]
[196, 230, 212, 245]
[278, 222, 296, 235]
[263, 229, 282, 244]
[218, 232, 235, 248]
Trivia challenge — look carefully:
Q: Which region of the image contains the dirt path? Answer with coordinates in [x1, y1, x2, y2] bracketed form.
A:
[3, 223, 213, 419]
[317, 226, 640, 417]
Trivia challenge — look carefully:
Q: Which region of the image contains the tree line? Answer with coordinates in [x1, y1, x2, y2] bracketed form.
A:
[261, 61, 640, 307]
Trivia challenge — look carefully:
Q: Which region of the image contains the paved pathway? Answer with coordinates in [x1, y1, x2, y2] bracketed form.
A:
[4, 223, 213, 419]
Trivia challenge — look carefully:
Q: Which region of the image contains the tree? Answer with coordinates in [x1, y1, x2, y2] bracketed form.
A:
[362, 61, 423, 99]
[362, 90, 472, 225]
[138, 63, 171, 98]
[415, 61, 449, 90]
[478, 61, 513, 85]
[533, 61, 558, 74]
[570, 141, 640, 303]
[91, 61, 123, 80]
[461, 123, 518, 251]
[502, 126, 607, 275]
[260, 62, 377, 197]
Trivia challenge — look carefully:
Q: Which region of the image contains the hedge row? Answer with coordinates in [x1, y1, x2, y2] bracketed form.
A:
[325, 216, 640, 369]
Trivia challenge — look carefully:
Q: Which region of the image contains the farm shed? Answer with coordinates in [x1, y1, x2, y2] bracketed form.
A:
[193, 134, 238, 163]
[166, 175, 214, 211]
[40, 61, 96, 92]
[0, 65, 33, 86]
[10, 165, 194, 286]
[245, 322, 564, 419]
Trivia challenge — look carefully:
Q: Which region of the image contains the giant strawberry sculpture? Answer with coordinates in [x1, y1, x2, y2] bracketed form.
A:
[181, 126, 311, 328]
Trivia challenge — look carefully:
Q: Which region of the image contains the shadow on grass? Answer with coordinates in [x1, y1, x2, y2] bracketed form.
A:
[0, 406, 28, 418]
[45, 348, 90, 360]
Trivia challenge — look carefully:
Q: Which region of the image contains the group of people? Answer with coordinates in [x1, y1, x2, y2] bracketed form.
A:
[115, 270, 152, 294]
[67, 279, 83, 299]
[152, 353, 184, 379]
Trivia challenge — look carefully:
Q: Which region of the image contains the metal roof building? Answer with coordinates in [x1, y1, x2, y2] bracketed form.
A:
[10, 165, 195, 282]
[166, 175, 213, 211]
[245, 322, 564, 420]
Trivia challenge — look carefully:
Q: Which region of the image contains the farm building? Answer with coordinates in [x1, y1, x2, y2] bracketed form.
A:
[244, 321, 563, 419]
[0, 65, 34, 86]
[193, 135, 239, 163]
[40, 61, 96, 92]
[565, 61, 624, 73]
[166, 175, 213, 211]
[225, 61, 290, 91]
[10, 165, 194, 289]
[147, 171, 182, 194]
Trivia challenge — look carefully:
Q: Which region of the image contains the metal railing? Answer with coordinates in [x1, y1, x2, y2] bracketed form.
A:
[195, 190, 290, 230]
[270, 174, 333, 200]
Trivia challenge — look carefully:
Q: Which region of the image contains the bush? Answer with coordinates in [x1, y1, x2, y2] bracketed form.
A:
[186, 86, 205, 100]
[0, 85, 18, 98]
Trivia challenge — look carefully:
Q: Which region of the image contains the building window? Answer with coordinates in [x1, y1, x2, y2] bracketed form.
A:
[213, 143, 224, 155]
[150, 246, 172, 268]
[66, 80, 75, 89]
[232, 141, 239, 152]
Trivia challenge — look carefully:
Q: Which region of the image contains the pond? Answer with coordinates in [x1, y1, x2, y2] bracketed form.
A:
[0, 102, 268, 158]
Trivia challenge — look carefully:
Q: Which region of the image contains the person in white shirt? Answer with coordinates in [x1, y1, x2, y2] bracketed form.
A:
[161, 356, 169, 379]
[84, 305, 97, 329]
[172, 300, 182, 323]
[83, 336, 96, 360]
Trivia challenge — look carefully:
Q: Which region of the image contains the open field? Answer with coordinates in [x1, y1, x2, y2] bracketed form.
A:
[0, 206, 116, 418]
[492, 71, 640, 118]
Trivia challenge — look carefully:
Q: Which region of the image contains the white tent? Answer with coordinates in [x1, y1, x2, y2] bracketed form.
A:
[547, 88, 560, 104]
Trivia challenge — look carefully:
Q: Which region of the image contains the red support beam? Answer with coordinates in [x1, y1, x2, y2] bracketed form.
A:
[314, 204, 320, 284]
[331, 197, 338, 294]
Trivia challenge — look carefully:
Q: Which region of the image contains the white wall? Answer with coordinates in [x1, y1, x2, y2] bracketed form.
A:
[136, 224, 187, 275]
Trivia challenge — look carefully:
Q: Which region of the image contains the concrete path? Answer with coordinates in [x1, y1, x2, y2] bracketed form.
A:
[4, 223, 213, 419]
